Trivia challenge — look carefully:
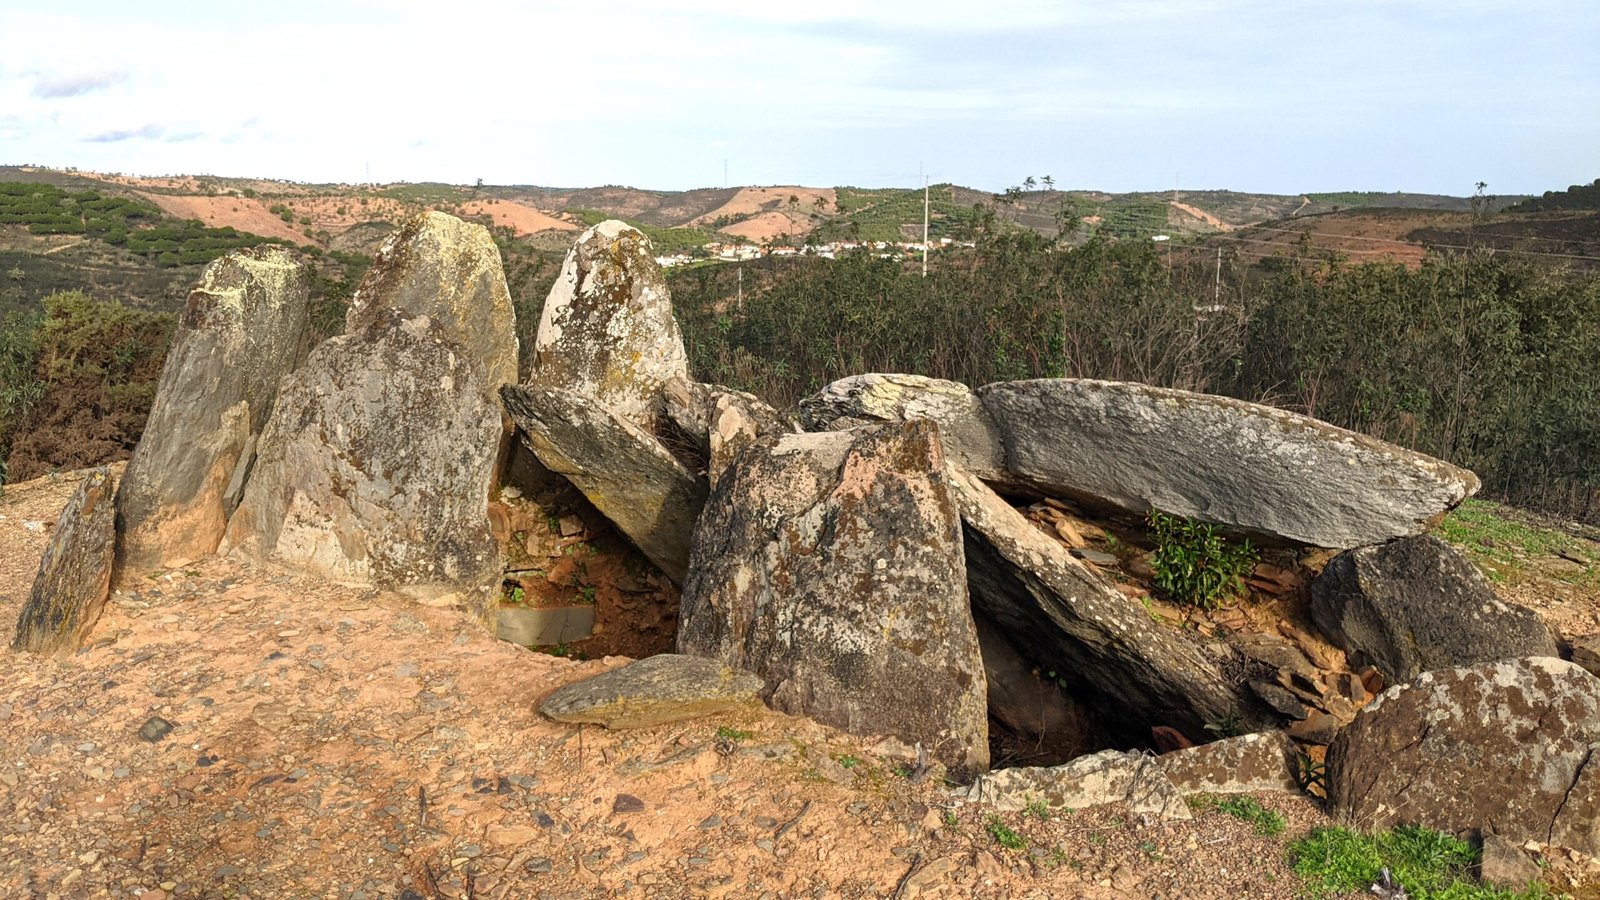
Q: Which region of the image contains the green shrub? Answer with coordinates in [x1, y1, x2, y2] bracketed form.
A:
[1146, 511, 1258, 608]
[985, 816, 1027, 851]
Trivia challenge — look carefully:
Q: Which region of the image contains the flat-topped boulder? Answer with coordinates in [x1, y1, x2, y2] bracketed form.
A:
[530, 220, 687, 424]
[13, 467, 116, 655]
[1327, 657, 1600, 855]
[346, 211, 518, 388]
[539, 654, 765, 729]
[1311, 534, 1556, 682]
[677, 420, 989, 779]
[960, 750, 1190, 820]
[223, 309, 502, 619]
[799, 374, 1009, 484]
[501, 384, 707, 584]
[116, 247, 310, 570]
[978, 379, 1480, 548]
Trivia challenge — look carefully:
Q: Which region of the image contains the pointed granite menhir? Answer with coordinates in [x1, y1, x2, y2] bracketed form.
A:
[14, 467, 116, 656]
[116, 247, 310, 571]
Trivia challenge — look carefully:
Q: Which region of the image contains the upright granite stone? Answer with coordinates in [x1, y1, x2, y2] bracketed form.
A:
[531, 220, 688, 424]
[14, 468, 116, 655]
[1327, 658, 1600, 855]
[346, 211, 518, 388]
[978, 379, 1480, 548]
[501, 384, 707, 584]
[222, 309, 502, 618]
[116, 247, 310, 570]
[1311, 535, 1556, 682]
[800, 374, 1010, 484]
[677, 421, 990, 779]
[948, 463, 1259, 741]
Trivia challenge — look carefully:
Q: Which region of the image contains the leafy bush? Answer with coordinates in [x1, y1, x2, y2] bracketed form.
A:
[1291, 825, 1549, 899]
[1146, 511, 1257, 609]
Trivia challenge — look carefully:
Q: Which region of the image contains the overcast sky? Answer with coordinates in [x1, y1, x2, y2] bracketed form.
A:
[1, 0, 1595, 195]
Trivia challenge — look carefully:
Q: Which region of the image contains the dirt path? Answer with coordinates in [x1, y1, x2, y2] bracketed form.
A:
[0, 469, 1342, 899]
[1168, 201, 1233, 232]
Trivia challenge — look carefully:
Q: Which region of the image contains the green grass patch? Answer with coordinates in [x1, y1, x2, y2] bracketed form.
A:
[1438, 498, 1600, 587]
[1290, 825, 1549, 899]
[1188, 794, 1285, 836]
[714, 725, 753, 741]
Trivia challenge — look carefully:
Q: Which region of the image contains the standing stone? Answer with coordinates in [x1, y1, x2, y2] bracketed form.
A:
[800, 374, 1010, 484]
[501, 384, 707, 584]
[346, 211, 518, 388]
[13, 468, 116, 655]
[948, 464, 1259, 742]
[677, 421, 990, 779]
[222, 309, 502, 619]
[1327, 657, 1600, 855]
[531, 221, 688, 424]
[1310, 535, 1556, 683]
[979, 379, 1480, 548]
[116, 247, 310, 571]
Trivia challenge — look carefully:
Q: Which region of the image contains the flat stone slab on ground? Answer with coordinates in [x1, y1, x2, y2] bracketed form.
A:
[496, 605, 596, 648]
[539, 654, 764, 729]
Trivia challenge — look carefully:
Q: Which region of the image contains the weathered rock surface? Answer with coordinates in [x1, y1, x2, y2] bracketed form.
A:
[539, 654, 765, 729]
[1327, 657, 1600, 855]
[496, 605, 596, 647]
[531, 220, 687, 424]
[948, 463, 1257, 742]
[1480, 834, 1543, 889]
[13, 468, 116, 655]
[116, 247, 310, 570]
[222, 309, 502, 618]
[978, 379, 1480, 548]
[501, 384, 707, 584]
[961, 750, 1190, 820]
[799, 374, 1009, 484]
[1311, 535, 1556, 683]
[677, 421, 990, 779]
[346, 211, 518, 388]
[1156, 731, 1303, 796]
[1574, 634, 1600, 678]
[662, 377, 795, 485]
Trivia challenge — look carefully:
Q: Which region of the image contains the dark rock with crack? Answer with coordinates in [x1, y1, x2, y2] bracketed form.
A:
[116, 247, 310, 571]
[13, 467, 116, 655]
[1327, 657, 1600, 855]
[677, 420, 990, 779]
[978, 378, 1480, 548]
[1310, 535, 1556, 683]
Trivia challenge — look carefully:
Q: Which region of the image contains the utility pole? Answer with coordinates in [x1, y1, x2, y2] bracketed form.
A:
[723, 159, 728, 189]
[922, 175, 930, 278]
[1214, 246, 1222, 305]
[736, 265, 743, 311]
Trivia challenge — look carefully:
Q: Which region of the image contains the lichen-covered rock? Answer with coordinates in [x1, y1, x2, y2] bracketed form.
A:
[346, 211, 518, 388]
[800, 374, 1009, 484]
[1311, 535, 1556, 683]
[661, 377, 796, 487]
[978, 379, 1480, 548]
[500, 384, 707, 584]
[222, 309, 502, 619]
[960, 750, 1190, 820]
[539, 654, 765, 729]
[1326, 657, 1600, 855]
[116, 247, 310, 570]
[677, 420, 990, 779]
[948, 463, 1259, 742]
[1156, 731, 1303, 796]
[13, 468, 116, 655]
[531, 221, 687, 424]
[1574, 634, 1600, 678]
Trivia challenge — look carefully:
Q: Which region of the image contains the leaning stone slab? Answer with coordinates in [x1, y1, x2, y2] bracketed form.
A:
[1573, 634, 1600, 678]
[539, 654, 764, 729]
[531, 221, 688, 424]
[13, 468, 116, 655]
[501, 384, 707, 584]
[222, 309, 502, 619]
[346, 211, 518, 388]
[677, 421, 990, 779]
[116, 247, 310, 571]
[662, 376, 795, 485]
[948, 463, 1260, 741]
[960, 750, 1190, 820]
[1156, 731, 1303, 796]
[1311, 535, 1556, 683]
[978, 379, 1480, 548]
[800, 374, 1010, 484]
[1327, 657, 1600, 855]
